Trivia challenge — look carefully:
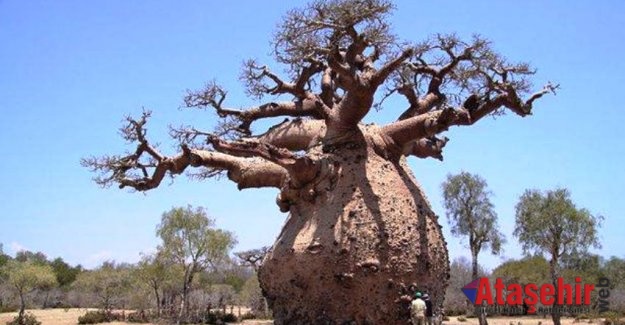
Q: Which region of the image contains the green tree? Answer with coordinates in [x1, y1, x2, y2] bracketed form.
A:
[73, 262, 132, 311]
[1, 261, 57, 323]
[14, 251, 48, 266]
[492, 255, 550, 286]
[442, 172, 505, 325]
[602, 256, 625, 289]
[49, 257, 81, 288]
[135, 252, 176, 317]
[514, 188, 602, 325]
[444, 257, 488, 316]
[0, 244, 10, 268]
[156, 206, 236, 323]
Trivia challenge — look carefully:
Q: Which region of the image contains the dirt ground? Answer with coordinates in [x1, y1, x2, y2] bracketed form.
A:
[445, 315, 601, 325]
[0, 308, 273, 325]
[0, 309, 607, 325]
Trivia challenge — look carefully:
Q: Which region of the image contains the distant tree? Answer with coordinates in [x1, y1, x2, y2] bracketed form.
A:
[1, 261, 57, 323]
[156, 206, 236, 323]
[560, 252, 602, 284]
[135, 252, 176, 317]
[49, 257, 81, 288]
[442, 172, 505, 325]
[602, 256, 625, 289]
[73, 262, 132, 311]
[240, 274, 267, 317]
[15, 251, 48, 266]
[492, 255, 550, 286]
[514, 188, 603, 325]
[444, 257, 488, 316]
[602, 257, 625, 313]
[235, 247, 269, 272]
[0, 244, 10, 268]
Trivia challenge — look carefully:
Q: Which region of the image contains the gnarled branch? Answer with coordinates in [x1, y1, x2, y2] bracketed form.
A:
[383, 82, 558, 153]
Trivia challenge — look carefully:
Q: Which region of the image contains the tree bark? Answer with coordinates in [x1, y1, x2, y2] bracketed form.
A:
[18, 290, 25, 325]
[550, 256, 561, 325]
[153, 284, 161, 317]
[258, 126, 450, 324]
[471, 249, 488, 325]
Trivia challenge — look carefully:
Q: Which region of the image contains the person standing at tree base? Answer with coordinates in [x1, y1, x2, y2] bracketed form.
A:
[411, 292, 427, 325]
[423, 293, 434, 325]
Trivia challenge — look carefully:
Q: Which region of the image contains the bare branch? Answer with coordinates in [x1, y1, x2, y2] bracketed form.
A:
[383, 80, 557, 151]
[82, 113, 289, 191]
[184, 84, 325, 134]
[370, 48, 413, 86]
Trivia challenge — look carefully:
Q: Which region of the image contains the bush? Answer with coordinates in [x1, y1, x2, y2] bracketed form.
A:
[77, 310, 124, 324]
[240, 312, 257, 320]
[6, 313, 41, 325]
[457, 316, 467, 322]
[192, 311, 238, 325]
[77, 311, 107, 324]
[0, 306, 18, 313]
[126, 311, 150, 323]
[221, 313, 237, 322]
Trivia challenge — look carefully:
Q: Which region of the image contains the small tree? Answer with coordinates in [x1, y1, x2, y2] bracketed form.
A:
[514, 188, 603, 325]
[1, 261, 57, 323]
[135, 252, 174, 317]
[444, 257, 488, 316]
[492, 255, 550, 287]
[49, 257, 81, 288]
[73, 262, 133, 311]
[442, 172, 505, 325]
[156, 206, 236, 323]
[235, 247, 269, 273]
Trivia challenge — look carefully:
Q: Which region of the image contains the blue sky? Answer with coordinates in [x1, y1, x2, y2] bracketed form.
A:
[0, 1, 623, 270]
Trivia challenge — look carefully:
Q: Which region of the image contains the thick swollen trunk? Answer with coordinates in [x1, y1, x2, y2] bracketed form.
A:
[258, 127, 450, 324]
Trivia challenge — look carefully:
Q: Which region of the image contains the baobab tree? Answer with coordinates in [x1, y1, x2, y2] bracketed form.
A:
[82, 0, 556, 323]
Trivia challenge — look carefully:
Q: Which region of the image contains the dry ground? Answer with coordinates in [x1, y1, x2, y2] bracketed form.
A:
[445, 316, 601, 325]
[0, 310, 606, 325]
[0, 308, 273, 325]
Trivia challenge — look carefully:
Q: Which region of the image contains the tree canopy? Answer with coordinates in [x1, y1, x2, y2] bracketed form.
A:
[82, 0, 557, 197]
[514, 188, 602, 259]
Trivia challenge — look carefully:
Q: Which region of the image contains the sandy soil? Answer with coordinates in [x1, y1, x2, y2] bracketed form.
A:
[0, 308, 273, 325]
[445, 315, 601, 325]
[0, 309, 606, 325]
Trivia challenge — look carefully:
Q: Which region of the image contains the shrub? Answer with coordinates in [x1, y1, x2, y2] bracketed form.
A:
[77, 310, 125, 324]
[126, 311, 150, 323]
[6, 312, 41, 325]
[0, 305, 18, 313]
[240, 312, 257, 320]
[77, 311, 107, 324]
[221, 313, 237, 322]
